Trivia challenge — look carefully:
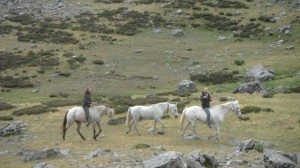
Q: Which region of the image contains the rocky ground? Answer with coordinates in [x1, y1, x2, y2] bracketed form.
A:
[0, 0, 89, 20]
[1, 120, 299, 168]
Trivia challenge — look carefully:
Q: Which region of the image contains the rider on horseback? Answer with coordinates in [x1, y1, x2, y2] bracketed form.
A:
[200, 87, 212, 128]
[83, 88, 93, 124]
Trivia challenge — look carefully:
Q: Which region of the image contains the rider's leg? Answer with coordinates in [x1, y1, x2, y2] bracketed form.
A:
[204, 108, 212, 128]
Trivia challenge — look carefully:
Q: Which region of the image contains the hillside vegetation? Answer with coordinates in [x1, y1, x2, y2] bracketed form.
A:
[0, 0, 299, 167]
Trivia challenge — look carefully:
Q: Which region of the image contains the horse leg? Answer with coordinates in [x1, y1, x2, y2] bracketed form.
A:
[153, 120, 157, 134]
[191, 121, 197, 135]
[157, 118, 165, 132]
[76, 121, 86, 141]
[94, 122, 102, 141]
[181, 121, 191, 136]
[133, 120, 141, 135]
[92, 123, 96, 141]
[126, 119, 134, 134]
[215, 124, 221, 141]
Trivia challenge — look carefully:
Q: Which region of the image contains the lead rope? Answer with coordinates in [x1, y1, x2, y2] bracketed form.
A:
[167, 103, 170, 113]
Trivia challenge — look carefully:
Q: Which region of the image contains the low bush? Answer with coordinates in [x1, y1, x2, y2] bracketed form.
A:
[190, 71, 238, 84]
[93, 60, 104, 65]
[0, 75, 34, 88]
[241, 106, 261, 114]
[12, 105, 57, 116]
[234, 59, 245, 65]
[0, 102, 15, 110]
[290, 86, 300, 93]
[0, 52, 29, 71]
[0, 115, 14, 120]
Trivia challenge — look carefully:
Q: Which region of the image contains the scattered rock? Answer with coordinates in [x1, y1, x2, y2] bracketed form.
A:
[233, 80, 265, 94]
[153, 29, 162, 33]
[0, 150, 8, 155]
[184, 150, 218, 168]
[172, 29, 184, 37]
[22, 148, 64, 162]
[218, 36, 227, 41]
[134, 49, 144, 53]
[84, 149, 111, 160]
[151, 145, 166, 151]
[32, 89, 39, 93]
[33, 162, 56, 168]
[143, 151, 184, 168]
[277, 40, 284, 45]
[278, 25, 291, 33]
[285, 45, 295, 50]
[182, 134, 200, 140]
[0, 120, 28, 137]
[236, 139, 261, 152]
[177, 80, 197, 93]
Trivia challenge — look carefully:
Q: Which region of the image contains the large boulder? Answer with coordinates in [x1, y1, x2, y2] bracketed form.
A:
[245, 64, 274, 82]
[177, 80, 197, 93]
[233, 65, 274, 94]
[263, 149, 299, 168]
[143, 151, 184, 168]
[233, 80, 266, 94]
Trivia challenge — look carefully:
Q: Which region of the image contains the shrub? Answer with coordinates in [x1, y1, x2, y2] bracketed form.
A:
[241, 106, 261, 114]
[0, 52, 29, 71]
[93, 60, 104, 65]
[63, 52, 74, 57]
[0, 102, 15, 110]
[234, 59, 245, 65]
[190, 71, 238, 84]
[12, 105, 57, 116]
[134, 144, 150, 149]
[0, 76, 34, 88]
[290, 86, 300, 93]
[0, 115, 14, 120]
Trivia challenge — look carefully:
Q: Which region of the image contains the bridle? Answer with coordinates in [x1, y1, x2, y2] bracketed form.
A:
[231, 102, 239, 114]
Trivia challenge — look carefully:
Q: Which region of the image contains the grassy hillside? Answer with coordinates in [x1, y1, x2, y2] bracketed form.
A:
[0, 0, 299, 167]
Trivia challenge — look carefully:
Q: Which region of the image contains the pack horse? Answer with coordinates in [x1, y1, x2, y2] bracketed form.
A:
[62, 105, 114, 141]
[126, 102, 179, 135]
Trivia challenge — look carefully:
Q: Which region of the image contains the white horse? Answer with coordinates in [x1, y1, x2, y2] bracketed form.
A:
[62, 105, 114, 141]
[180, 100, 241, 140]
[126, 102, 179, 135]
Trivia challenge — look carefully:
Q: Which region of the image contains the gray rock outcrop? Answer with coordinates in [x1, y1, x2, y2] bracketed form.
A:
[177, 80, 197, 93]
[0, 120, 28, 136]
[264, 149, 299, 168]
[172, 29, 184, 37]
[143, 151, 184, 168]
[245, 64, 274, 82]
[84, 149, 111, 160]
[184, 150, 218, 168]
[22, 148, 64, 162]
[233, 65, 274, 94]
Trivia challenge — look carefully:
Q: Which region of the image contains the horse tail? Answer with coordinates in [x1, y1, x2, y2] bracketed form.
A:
[61, 110, 69, 140]
[126, 107, 132, 129]
[180, 108, 187, 130]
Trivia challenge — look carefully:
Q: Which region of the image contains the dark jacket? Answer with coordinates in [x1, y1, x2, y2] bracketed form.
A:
[200, 91, 212, 108]
[82, 94, 92, 107]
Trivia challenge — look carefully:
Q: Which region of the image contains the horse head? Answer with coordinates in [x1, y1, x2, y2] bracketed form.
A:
[107, 107, 115, 120]
[168, 103, 179, 118]
[231, 100, 241, 117]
